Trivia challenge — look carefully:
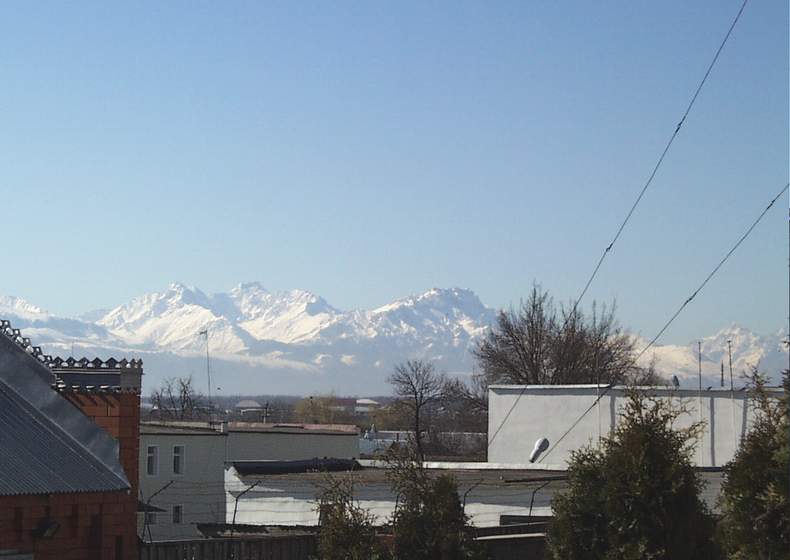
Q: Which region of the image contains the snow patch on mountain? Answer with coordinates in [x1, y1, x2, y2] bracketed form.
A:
[0, 295, 50, 320]
[97, 283, 249, 353]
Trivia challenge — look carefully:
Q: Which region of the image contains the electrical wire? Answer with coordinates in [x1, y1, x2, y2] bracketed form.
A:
[570, 0, 750, 316]
[537, 182, 789, 463]
[487, 0, 751, 451]
[633, 182, 789, 364]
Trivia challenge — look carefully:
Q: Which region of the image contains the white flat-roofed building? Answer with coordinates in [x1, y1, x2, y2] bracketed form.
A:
[487, 384, 778, 469]
[139, 422, 228, 541]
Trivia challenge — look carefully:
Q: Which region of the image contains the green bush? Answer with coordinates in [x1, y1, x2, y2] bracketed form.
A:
[387, 449, 488, 560]
[717, 369, 789, 558]
[547, 390, 720, 560]
[315, 475, 383, 560]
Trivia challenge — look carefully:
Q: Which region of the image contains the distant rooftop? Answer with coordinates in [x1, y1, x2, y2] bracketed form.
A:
[140, 421, 226, 436]
[229, 421, 358, 436]
[235, 399, 263, 409]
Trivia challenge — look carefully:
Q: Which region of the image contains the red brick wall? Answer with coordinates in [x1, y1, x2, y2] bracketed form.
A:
[0, 391, 141, 558]
[0, 490, 138, 560]
[60, 391, 142, 560]
[63, 392, 141, 501]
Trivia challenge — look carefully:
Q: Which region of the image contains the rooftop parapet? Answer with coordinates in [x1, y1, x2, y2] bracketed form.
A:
[0, 317, 143, 392]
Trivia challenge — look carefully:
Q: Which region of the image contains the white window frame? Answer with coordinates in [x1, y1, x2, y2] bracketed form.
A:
[171, 504, 183, 524]
[146, 445, 159, 477]
[172, 444, 185, 476]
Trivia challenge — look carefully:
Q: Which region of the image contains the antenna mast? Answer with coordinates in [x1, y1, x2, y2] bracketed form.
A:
[698, 341, 703, 466]
[199, 329, 212, 414]
[727, 339, 736, 449]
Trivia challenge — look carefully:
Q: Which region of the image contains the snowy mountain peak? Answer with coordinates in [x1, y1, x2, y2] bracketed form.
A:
[0, 295, 50, 320]
[233, 281, 268, 292]
[375, 287, 487, 315]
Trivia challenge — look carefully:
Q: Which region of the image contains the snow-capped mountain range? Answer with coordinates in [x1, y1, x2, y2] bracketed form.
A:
[0, 284, 786, 394]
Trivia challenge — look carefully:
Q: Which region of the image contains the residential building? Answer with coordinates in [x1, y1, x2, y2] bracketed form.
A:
[0, 320, 140, 560]
[329, 397, 381, 416]
[353, 398, 380, 415]
[233, 400, 267, 420]
[487, 384, 776, 468]
[138, 422, 228, 542]
[136, 420, 356, 542]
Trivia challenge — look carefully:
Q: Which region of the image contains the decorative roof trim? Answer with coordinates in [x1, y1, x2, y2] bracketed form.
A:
[0, 318, 143, 371]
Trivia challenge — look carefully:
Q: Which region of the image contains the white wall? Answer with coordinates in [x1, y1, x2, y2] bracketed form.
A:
[227, 431, 359, 461]
[139, 433, 227, 541]
[487, 385, 768, 469]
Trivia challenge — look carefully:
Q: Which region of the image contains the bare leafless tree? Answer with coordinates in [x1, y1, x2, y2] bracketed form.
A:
[387, 360, 446, 462]
[150, 376, 204, 420]
[475, 285, 656, 387]
[443, 372, 489, 434]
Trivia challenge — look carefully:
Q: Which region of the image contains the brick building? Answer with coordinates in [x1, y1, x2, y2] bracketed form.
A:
[0, 321, 141, 560]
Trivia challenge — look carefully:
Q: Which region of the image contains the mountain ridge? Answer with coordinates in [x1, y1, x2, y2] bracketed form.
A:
[0, 284, 786, 394]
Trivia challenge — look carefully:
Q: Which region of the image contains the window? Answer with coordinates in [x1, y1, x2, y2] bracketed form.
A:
[172, 505, 183, 524]
[144, 511, 157, 525]
[172, 445, 185, 475]
[146, 445, 159, 476]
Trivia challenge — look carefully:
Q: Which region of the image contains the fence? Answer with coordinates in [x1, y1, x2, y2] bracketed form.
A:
[140, 535, 317, 560]
[140, 527, 545, 560]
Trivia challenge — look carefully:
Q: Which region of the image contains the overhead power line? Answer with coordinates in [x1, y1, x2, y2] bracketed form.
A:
[537, 181, 789, 463]
[634, 182, 789, 363]
[487, 0, 751, 452]
[570, 0, 750, 316]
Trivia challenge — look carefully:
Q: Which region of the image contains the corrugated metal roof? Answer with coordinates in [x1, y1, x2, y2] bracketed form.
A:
[0, 383, 129, 495]
[0, 322, 130, 496]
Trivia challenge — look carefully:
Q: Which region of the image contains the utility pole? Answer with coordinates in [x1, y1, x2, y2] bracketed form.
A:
[720, 362, 724, 387]
[698, 341, 703, 467]
[728, 339, 736, 448]
[596, 350, 601, 444]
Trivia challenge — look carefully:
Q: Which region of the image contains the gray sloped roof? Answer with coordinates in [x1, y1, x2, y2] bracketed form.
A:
[0, 324, 130, 496]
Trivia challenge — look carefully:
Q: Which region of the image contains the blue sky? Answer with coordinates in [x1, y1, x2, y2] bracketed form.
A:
[0, 0, 787, 343]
